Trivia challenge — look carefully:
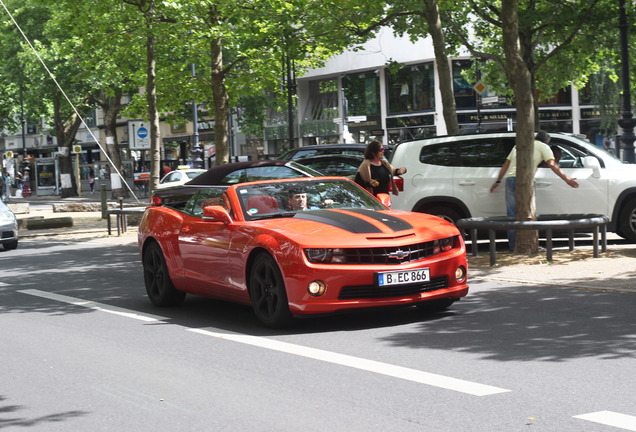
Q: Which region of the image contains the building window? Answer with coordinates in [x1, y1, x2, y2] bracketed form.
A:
[343, 72, 380, 116]
[303, 79, 339, 121]
[453, 60, 477, 109]
[386, 63, 435, 114]
[84, 109, 97, 128]
[537, 87, 572, 105]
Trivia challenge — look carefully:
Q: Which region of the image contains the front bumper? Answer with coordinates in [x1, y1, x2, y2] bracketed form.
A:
[285, 251, 469, 314]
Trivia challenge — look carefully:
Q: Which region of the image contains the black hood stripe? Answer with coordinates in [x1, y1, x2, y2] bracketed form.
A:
[346, 209, 413, 232]
[294, 209, 413, 234]
[294, 210, 383, 233]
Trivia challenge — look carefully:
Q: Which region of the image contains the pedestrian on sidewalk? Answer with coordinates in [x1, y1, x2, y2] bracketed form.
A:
[0, 169, 5, 201]
[22, 168, 30, 197]
[2, 170, 10, 200]
[15, 169, 23, 195]
[89, 168, 95, 194]
[490, 131, 579, 251]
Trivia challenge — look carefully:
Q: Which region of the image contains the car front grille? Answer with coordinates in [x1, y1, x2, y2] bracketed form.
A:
[342, 240, 452, 265]
[339, 276, 448, 300]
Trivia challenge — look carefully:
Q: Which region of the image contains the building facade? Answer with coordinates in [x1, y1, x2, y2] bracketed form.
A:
[264, 27, 606, 156]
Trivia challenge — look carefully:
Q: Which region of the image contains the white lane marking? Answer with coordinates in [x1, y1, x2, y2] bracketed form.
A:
[19, 289, 161, 322]
[19, 289, 510, 397]
[188, 328, 510, 396]
[574, 411, 636, 431]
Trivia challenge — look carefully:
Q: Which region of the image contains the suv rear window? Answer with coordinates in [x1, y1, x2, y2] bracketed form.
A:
[420, 143, 457, 166]
[419, 137, 514, 167]
[459, 138, 514, 167]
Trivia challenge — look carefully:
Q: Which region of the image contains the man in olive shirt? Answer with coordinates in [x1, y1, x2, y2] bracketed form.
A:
[490, 131, 579, 250]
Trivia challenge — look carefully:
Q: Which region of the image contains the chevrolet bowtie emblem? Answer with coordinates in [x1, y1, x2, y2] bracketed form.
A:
[388, 249, 409, 260]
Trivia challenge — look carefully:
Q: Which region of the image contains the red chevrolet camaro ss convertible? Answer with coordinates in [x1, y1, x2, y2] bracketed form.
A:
[138, 176, 469, 327]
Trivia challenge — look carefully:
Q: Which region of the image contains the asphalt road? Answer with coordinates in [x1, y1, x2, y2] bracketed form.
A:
[1, 234, 636, 431]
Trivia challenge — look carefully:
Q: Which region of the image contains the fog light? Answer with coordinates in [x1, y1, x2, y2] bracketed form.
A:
[307, 281, 326, 297]
[455, 266, 467, 283]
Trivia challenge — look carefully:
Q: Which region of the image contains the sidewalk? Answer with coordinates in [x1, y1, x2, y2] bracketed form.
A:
[6, 194, 636, 294]
[7, 193, 148, 238]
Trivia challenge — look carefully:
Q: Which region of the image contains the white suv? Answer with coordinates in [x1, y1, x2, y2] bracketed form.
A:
[389, 132, 636, 242]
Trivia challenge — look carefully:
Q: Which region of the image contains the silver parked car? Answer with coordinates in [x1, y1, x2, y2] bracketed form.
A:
[0, 200, 18, 250]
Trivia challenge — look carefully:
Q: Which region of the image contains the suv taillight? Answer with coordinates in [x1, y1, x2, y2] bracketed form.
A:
[393, 175, 404, 192]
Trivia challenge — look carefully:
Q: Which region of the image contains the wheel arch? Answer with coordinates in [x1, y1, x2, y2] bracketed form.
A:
[411, 196, 472, 219]
[611, 187, 636, 232]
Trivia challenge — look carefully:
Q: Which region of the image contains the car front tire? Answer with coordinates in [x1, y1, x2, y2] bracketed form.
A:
[2, 239, 18, 250]
[619, 197, 636, 243]
[143, 241, 186, 307]
[249, 253, 292, 328]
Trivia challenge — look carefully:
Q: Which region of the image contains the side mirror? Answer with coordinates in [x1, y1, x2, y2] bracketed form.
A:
[202, 205, 233, 224]
[376, 193, 392, 208]
[583, 156, 601, 178]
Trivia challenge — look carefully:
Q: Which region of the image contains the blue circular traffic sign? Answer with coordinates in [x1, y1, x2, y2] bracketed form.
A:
[137, 127, 148, 139]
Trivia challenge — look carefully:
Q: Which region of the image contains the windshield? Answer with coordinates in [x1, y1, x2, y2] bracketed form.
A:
[286, 160, 324, 176]
[236, 179, 386, 219]
[186, 170, 206, 179]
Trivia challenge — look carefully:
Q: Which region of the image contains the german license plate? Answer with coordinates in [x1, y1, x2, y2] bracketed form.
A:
[377, 268, 430, 286]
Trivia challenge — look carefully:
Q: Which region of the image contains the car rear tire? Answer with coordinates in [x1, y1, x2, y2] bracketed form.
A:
[143, 241, 186, 307]
[249, 253, 292, 328]
[619, 197, 636, 243]
[415, 298, 455, 313]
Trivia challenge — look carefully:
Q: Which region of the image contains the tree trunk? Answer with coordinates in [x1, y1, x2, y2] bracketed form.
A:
[519, 26, 540, 131]
[424, 0, 459, 135]
[101, 90, 127, 199]
[211, 35, 229, 165]
[146, 23, 162, 197]
[53, 96, 83, 199]
[501, 0, 538, 254]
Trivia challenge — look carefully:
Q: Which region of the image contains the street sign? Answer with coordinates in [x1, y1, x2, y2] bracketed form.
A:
[347, 115, 367, 123]
[473, 80, 488, 95]
[72, 144, 82, 154]
[482, 96, 499, 105]
[128, 120, 151, 150]
[5, 151, 13, 158]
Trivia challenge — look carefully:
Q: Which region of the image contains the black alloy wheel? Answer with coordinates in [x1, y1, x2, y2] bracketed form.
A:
[143, 241, 186, 307]
[249, 253, 292, 328]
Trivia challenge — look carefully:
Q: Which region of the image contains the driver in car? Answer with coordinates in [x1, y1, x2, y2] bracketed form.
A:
[288, 189, 333, 211]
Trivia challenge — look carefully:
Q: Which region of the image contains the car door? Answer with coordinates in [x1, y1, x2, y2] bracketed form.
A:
[453, 137, 515, 217]
[535, 142, 609, 216]
[178, 189, 233, 293]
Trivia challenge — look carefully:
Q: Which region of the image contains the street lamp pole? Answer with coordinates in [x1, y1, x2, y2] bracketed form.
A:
[190, 63, 203, 168]
[285, 53, 296, 150]
[21, 91, 27, 167]
[618, 0, 635, 163]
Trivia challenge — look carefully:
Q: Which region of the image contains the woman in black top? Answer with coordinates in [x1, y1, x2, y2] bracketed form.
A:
[355, 141, 406, 196]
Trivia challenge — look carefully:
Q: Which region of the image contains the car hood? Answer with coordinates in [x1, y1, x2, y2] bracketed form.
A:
[249, 209, 459, 247]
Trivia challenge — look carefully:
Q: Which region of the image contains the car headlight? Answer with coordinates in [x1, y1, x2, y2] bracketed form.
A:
[305, 248, 346, 264]
[433, 237, 455, 254]
[0, 210, 16, 224]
